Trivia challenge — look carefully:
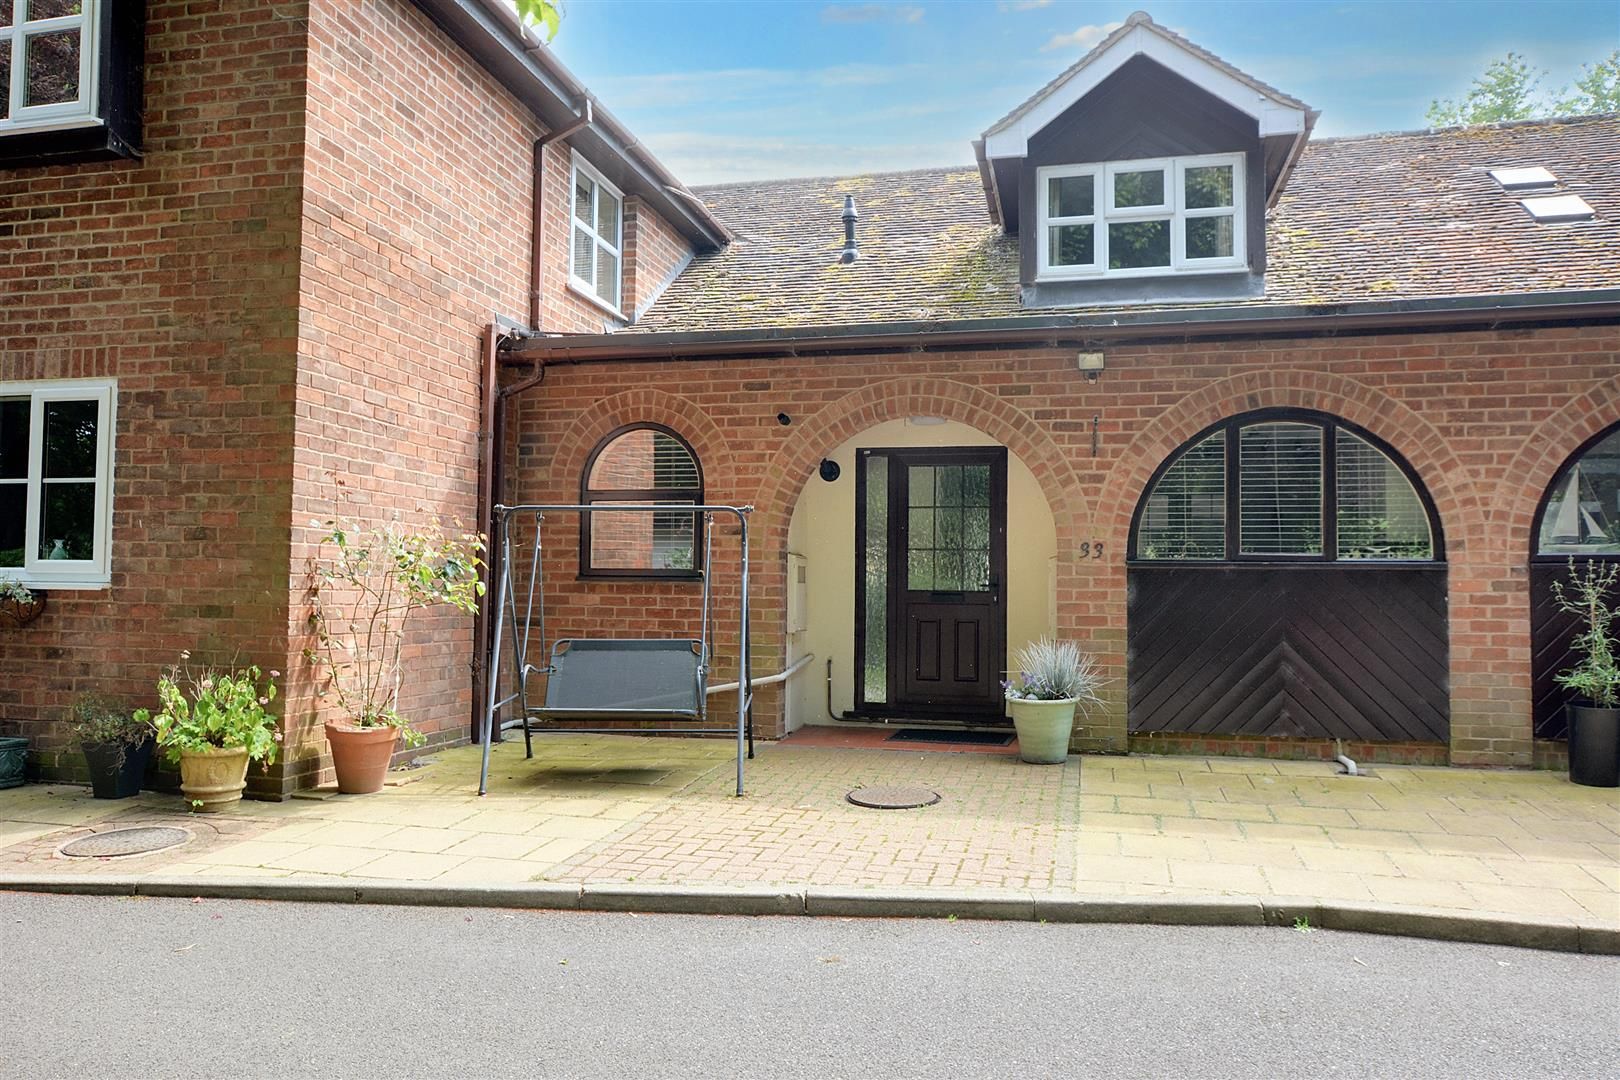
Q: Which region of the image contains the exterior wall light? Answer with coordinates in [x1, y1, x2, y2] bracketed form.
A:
[1077, 351, 1105, 381]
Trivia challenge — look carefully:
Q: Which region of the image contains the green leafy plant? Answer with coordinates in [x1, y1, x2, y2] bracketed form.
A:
[136, 656, 282, 765]
[513, 0, 562, 41]
[1552, 559, 1620, 709]
[308, 520, 485, 747]
[1427, 50, 1620, 126]
[0, 578, 33, 604]
[65, 692, 154, 766]
[1003, 637, 1106, 705]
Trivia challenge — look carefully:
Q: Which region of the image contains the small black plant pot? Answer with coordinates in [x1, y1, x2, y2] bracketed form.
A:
[83, 738, 154, 800]
[1566, 704, 1620, 788]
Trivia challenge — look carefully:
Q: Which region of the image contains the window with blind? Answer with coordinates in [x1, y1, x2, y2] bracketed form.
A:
[1131, 412, 1437, 563]
[569, 152, 623, 313]
[581, 424, 702, 577]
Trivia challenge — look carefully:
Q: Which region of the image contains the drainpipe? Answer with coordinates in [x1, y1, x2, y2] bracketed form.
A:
[473, 323, 501, 742]
[529, 140, 545, 330]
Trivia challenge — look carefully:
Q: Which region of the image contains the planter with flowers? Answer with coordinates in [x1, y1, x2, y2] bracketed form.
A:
[136, 656, 282, 812]
[1003, 638, 1105, 765]
[0, 578, 45, 629]
[309, 520, 484, 794]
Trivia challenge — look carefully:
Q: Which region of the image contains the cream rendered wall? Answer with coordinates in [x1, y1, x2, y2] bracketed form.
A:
[783, 418, 1058, 730]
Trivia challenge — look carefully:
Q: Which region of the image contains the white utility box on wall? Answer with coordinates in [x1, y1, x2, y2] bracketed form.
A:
[787, 552, 809, 634]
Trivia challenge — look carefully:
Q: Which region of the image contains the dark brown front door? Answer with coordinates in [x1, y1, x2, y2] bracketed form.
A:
[857, 447, 1007, 718]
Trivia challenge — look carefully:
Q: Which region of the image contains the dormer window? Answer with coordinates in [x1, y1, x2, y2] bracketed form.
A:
[1035, 152, 1246, 280]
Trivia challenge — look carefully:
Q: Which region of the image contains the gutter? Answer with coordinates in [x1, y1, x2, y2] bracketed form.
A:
[503, 289, 1620, 364]
[412, 0, 729, 250]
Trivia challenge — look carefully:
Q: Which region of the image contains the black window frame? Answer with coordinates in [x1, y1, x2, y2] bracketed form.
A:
[578, 422, 704, 581]
[1128, 408, 1445, 565]
[1529, 420, 1620, 564]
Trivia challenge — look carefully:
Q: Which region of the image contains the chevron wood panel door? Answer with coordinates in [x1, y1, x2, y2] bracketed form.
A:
[1529, 559, 1610, 740]
[1127, 565, 1449, 742]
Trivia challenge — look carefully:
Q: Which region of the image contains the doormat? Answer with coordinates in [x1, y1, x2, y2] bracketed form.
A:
[886, 728, 1014, 747]
[58, 826, 192, 859]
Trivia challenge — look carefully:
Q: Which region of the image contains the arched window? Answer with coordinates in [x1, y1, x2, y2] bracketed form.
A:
[1533, 424, 1620, 557]
[580, 424, 703, 577]
[1130, 411, 1440, 562]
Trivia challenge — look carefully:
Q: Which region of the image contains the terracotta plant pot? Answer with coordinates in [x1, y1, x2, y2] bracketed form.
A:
[178, 746, 250, 812]
[326, 722, 399, 794]
[1008, 697, 1080, 764]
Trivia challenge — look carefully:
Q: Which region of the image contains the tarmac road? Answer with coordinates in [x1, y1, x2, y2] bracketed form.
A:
[1, 892, 1616, 1080]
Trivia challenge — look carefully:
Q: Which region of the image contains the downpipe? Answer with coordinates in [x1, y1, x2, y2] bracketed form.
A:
[707, 652, 815, 695]
[1335, 739, 1360, 776]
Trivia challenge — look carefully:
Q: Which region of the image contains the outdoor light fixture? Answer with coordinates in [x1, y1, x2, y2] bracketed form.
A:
[777, 412, 792, 425]
[1077, 351, 1105, 381]
[819, 459, 841, 482]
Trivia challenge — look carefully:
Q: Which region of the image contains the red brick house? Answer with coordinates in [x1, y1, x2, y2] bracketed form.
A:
[2, 3, 1617, 792]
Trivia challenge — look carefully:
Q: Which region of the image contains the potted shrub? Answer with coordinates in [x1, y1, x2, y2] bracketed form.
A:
[1003, 637, 1105, 764]
[66, 692, 155, 799]
[308, 520, 483, 794]
[135, 656, 282, 812]
[1552, 559, 1620, 788]
[0, 578, 45, 629]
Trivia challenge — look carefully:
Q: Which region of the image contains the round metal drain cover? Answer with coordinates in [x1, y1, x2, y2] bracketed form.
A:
[59, 826, 192, 859]
[846, 785, 941, 810]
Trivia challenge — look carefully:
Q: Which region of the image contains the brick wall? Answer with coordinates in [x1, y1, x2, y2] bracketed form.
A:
[504, 323, 1620, 767]
[623, 196, 693, 318]
[285, 0, 693, 788]
[0, 1, 308, 787]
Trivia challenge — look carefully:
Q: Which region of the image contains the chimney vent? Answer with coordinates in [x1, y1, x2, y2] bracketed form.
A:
[840, 195, 860, 263]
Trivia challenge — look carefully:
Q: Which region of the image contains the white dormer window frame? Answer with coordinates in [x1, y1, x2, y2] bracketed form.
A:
[0, 0, 103, 136]
[568, 151, 625, 316]
[1036, 152, 1247, 282]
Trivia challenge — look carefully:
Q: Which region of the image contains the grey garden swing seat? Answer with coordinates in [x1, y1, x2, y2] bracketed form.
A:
[478, 503, 755, 797]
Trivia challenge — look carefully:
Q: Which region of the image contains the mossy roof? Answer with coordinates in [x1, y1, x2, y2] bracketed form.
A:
[627, 115, 1620, 334]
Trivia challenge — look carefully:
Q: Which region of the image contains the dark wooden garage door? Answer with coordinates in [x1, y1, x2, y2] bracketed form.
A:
[1126, 411, 1448, 743]
[1129, 565, 1448, 741]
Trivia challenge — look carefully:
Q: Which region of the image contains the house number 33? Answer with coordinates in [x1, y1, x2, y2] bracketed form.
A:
[1078, 542, 1104, 559]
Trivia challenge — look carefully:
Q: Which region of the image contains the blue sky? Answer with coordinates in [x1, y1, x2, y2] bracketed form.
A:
[545, 1, 1620, 185]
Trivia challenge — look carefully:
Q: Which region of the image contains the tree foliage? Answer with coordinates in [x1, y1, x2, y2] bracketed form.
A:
[1427, 51, 1620, 127]
[513, 0, 563, 42]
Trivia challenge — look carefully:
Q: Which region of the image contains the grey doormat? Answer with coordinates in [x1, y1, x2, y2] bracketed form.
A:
[886, 728, 1014, 747]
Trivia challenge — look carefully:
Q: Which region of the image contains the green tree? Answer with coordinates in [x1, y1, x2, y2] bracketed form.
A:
[1556, 51, 1620, 115]
[514, 0, 563, 41]
[1426, 53, 1545, 126]
[1427, 50, 1620, 127]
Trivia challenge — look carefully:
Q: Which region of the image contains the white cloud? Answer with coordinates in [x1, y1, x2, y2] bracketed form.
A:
[997, 0, 1053, 10]
[593, 64, 915, 111]
[821, 3, 925, 25]
[1041, 21, 1123, 53]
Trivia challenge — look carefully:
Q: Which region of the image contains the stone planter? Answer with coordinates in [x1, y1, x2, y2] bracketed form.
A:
[326, 722, 399, 795]
[177, 746, 250, 812]
[1567, 703, 1620, 788]
[1008, 697, 1079, 764]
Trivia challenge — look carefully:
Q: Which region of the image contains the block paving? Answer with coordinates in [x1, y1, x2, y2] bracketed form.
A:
[0, 736, 1615, 928]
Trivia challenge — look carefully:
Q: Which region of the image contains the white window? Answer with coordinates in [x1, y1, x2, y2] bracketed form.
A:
[569, 153, 624, 313]
[0, 0, 102, 136]
[1035, 152, 1246, 280]
[0, 379, 115, 589]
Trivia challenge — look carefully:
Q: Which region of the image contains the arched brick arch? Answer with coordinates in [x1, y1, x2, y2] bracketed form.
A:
[542, 387, 734, 498]
[1494, 372, 1620, 560]
[1094, 368, 1485, 559]
[753, 376, 1090, 554]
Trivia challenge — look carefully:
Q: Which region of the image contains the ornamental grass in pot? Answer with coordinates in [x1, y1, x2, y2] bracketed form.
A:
[135, 656, 282, 812]
[66, 692, 155, 800]
[1003, 638, 1105, 764]
[308, 519, 484, 794]
[1552, 559, 1620, 788]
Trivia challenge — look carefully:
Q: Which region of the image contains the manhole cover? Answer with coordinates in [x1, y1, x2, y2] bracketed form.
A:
[59, 826, 192, 859]
[846, 785, 941, 809]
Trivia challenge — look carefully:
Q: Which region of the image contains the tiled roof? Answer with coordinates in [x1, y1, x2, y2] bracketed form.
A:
[628, 115, 1620, 334]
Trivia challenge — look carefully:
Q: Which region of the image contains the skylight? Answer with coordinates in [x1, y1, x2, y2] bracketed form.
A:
[1519, 194, 1596, 223]
[1489, 166, 1558, 191]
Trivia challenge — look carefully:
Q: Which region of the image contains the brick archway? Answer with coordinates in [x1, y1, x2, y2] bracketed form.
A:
[543, 387, 734, 500]
[1494, 372, 1620, 562]
[755, 376, 1089, 555]
[1095, 368, 1485, 558]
